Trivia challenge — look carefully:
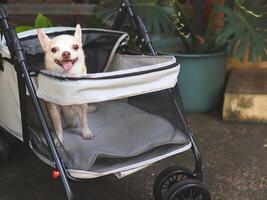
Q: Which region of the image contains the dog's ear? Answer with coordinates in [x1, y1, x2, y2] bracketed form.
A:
[74, 24, 82, 43]
[37, 29, 51, 51]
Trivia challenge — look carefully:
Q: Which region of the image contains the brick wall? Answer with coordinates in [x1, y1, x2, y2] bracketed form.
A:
[3, 0, 103, 28]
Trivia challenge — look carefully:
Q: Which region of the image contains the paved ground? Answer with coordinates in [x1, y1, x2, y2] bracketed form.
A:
[0, 112, 266, 200]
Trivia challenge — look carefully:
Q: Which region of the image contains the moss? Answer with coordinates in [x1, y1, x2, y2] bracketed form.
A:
[237, 97, 254, 109]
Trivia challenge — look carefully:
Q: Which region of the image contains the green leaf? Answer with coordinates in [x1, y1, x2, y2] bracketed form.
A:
[217, 1, 267, 61]
[34, 13, 53, 28]
[227, 37, 240, 57]
[235, 37, 247, 61]
[15, 26, 34, 33]
[215, 25, 235, 47]
[96, 1, 175, 35]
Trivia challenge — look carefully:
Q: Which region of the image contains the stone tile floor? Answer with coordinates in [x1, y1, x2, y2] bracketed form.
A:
[0, 112, 266, 200]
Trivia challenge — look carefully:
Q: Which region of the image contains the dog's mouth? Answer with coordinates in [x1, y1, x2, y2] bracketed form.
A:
[55, 58, 78, 71]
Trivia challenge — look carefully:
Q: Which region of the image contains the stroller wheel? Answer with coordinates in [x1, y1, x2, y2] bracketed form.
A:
[163, 179, 211, 200]
[0, 134, 8, 164]
[153, 166, 195, 200]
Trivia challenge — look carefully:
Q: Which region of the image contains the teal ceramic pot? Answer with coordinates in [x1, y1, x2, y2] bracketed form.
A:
[174, 52, 227, 113]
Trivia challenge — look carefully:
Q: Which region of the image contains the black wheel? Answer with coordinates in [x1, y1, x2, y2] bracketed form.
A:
[163, 179, 211, 200]
[0, 134, 8, 164]
[153, 166, 195, 200]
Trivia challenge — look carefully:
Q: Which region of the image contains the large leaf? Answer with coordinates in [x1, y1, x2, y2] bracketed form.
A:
[15, 26, 34, 33]
[96, 0, 175, 35]
[34, 13, 53, 28]
[15, 13, 54, 33]
[216, 2, 267, 61]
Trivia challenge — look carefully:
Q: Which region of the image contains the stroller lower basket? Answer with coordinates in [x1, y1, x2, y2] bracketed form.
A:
[29, 100, 190, 179]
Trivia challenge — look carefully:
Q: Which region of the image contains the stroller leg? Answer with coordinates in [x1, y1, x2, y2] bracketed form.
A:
[112, 0, 131, 30]
[112, 0, 157, 55]
[169, 87, 203, 180]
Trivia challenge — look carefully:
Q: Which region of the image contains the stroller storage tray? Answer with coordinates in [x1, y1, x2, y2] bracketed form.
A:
[29, 101, 191, 178]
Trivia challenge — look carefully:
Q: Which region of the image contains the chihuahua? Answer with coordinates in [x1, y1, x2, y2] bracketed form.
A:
[37, 25, 95, 145]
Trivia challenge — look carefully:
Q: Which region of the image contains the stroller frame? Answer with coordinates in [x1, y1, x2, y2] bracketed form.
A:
[0, 1, 203, 200]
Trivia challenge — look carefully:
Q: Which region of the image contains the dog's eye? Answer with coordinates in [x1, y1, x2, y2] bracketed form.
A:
[72, 44, 79, 50]
[51, 47, 58, 53]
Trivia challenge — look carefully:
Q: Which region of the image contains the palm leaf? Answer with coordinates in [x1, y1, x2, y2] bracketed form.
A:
[96, 0, 175, 35]
[216, 3, 267, 61]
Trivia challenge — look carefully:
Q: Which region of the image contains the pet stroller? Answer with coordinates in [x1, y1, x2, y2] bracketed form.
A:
[0, 1, 211, 200]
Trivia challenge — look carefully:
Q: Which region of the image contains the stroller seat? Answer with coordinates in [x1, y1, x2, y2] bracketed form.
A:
[30, 100, 191, 179]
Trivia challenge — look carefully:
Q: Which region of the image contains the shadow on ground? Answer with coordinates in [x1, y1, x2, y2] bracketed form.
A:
[0, 112, 266, 200]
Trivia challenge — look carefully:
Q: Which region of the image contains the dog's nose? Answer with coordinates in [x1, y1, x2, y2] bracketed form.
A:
[62, 51, 71, 59]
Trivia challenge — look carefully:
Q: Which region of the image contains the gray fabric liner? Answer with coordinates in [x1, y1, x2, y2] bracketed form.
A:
[88, 144, 189, 174]
[30, 101, 189, 171]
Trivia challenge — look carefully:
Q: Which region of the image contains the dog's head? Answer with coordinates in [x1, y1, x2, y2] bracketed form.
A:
[37, 24, 85, 74]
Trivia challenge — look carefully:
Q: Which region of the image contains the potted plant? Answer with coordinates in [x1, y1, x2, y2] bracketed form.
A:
[96, 0, 228, 112]
[166, 0, 227, 113]
[168, 0, 267, 112]
[95, 0, 267, 112]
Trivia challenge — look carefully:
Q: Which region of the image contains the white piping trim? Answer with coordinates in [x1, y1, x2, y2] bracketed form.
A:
[39, 56, 176, 79]
[30, 142, 191, 179]
[67, 143, 192, 179]
[37, 66, 179, 105]
[103, 34, 129, 70]
[0, 27, 129, 60]
[17, 27, 128, 39]
[29, 142, 55, 167]
[0, 121, 23, 141]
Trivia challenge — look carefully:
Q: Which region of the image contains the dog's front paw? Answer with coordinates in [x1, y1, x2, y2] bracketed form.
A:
[82, 129, 94, 140]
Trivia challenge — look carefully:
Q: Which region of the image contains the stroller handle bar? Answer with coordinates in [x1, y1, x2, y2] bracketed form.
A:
[112, 0, 157, 55]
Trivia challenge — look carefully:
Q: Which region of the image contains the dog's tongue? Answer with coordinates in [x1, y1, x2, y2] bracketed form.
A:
[62, 61, 73, 71]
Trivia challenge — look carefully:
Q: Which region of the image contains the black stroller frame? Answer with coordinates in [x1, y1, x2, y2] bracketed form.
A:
[0, 1, 208, 200]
